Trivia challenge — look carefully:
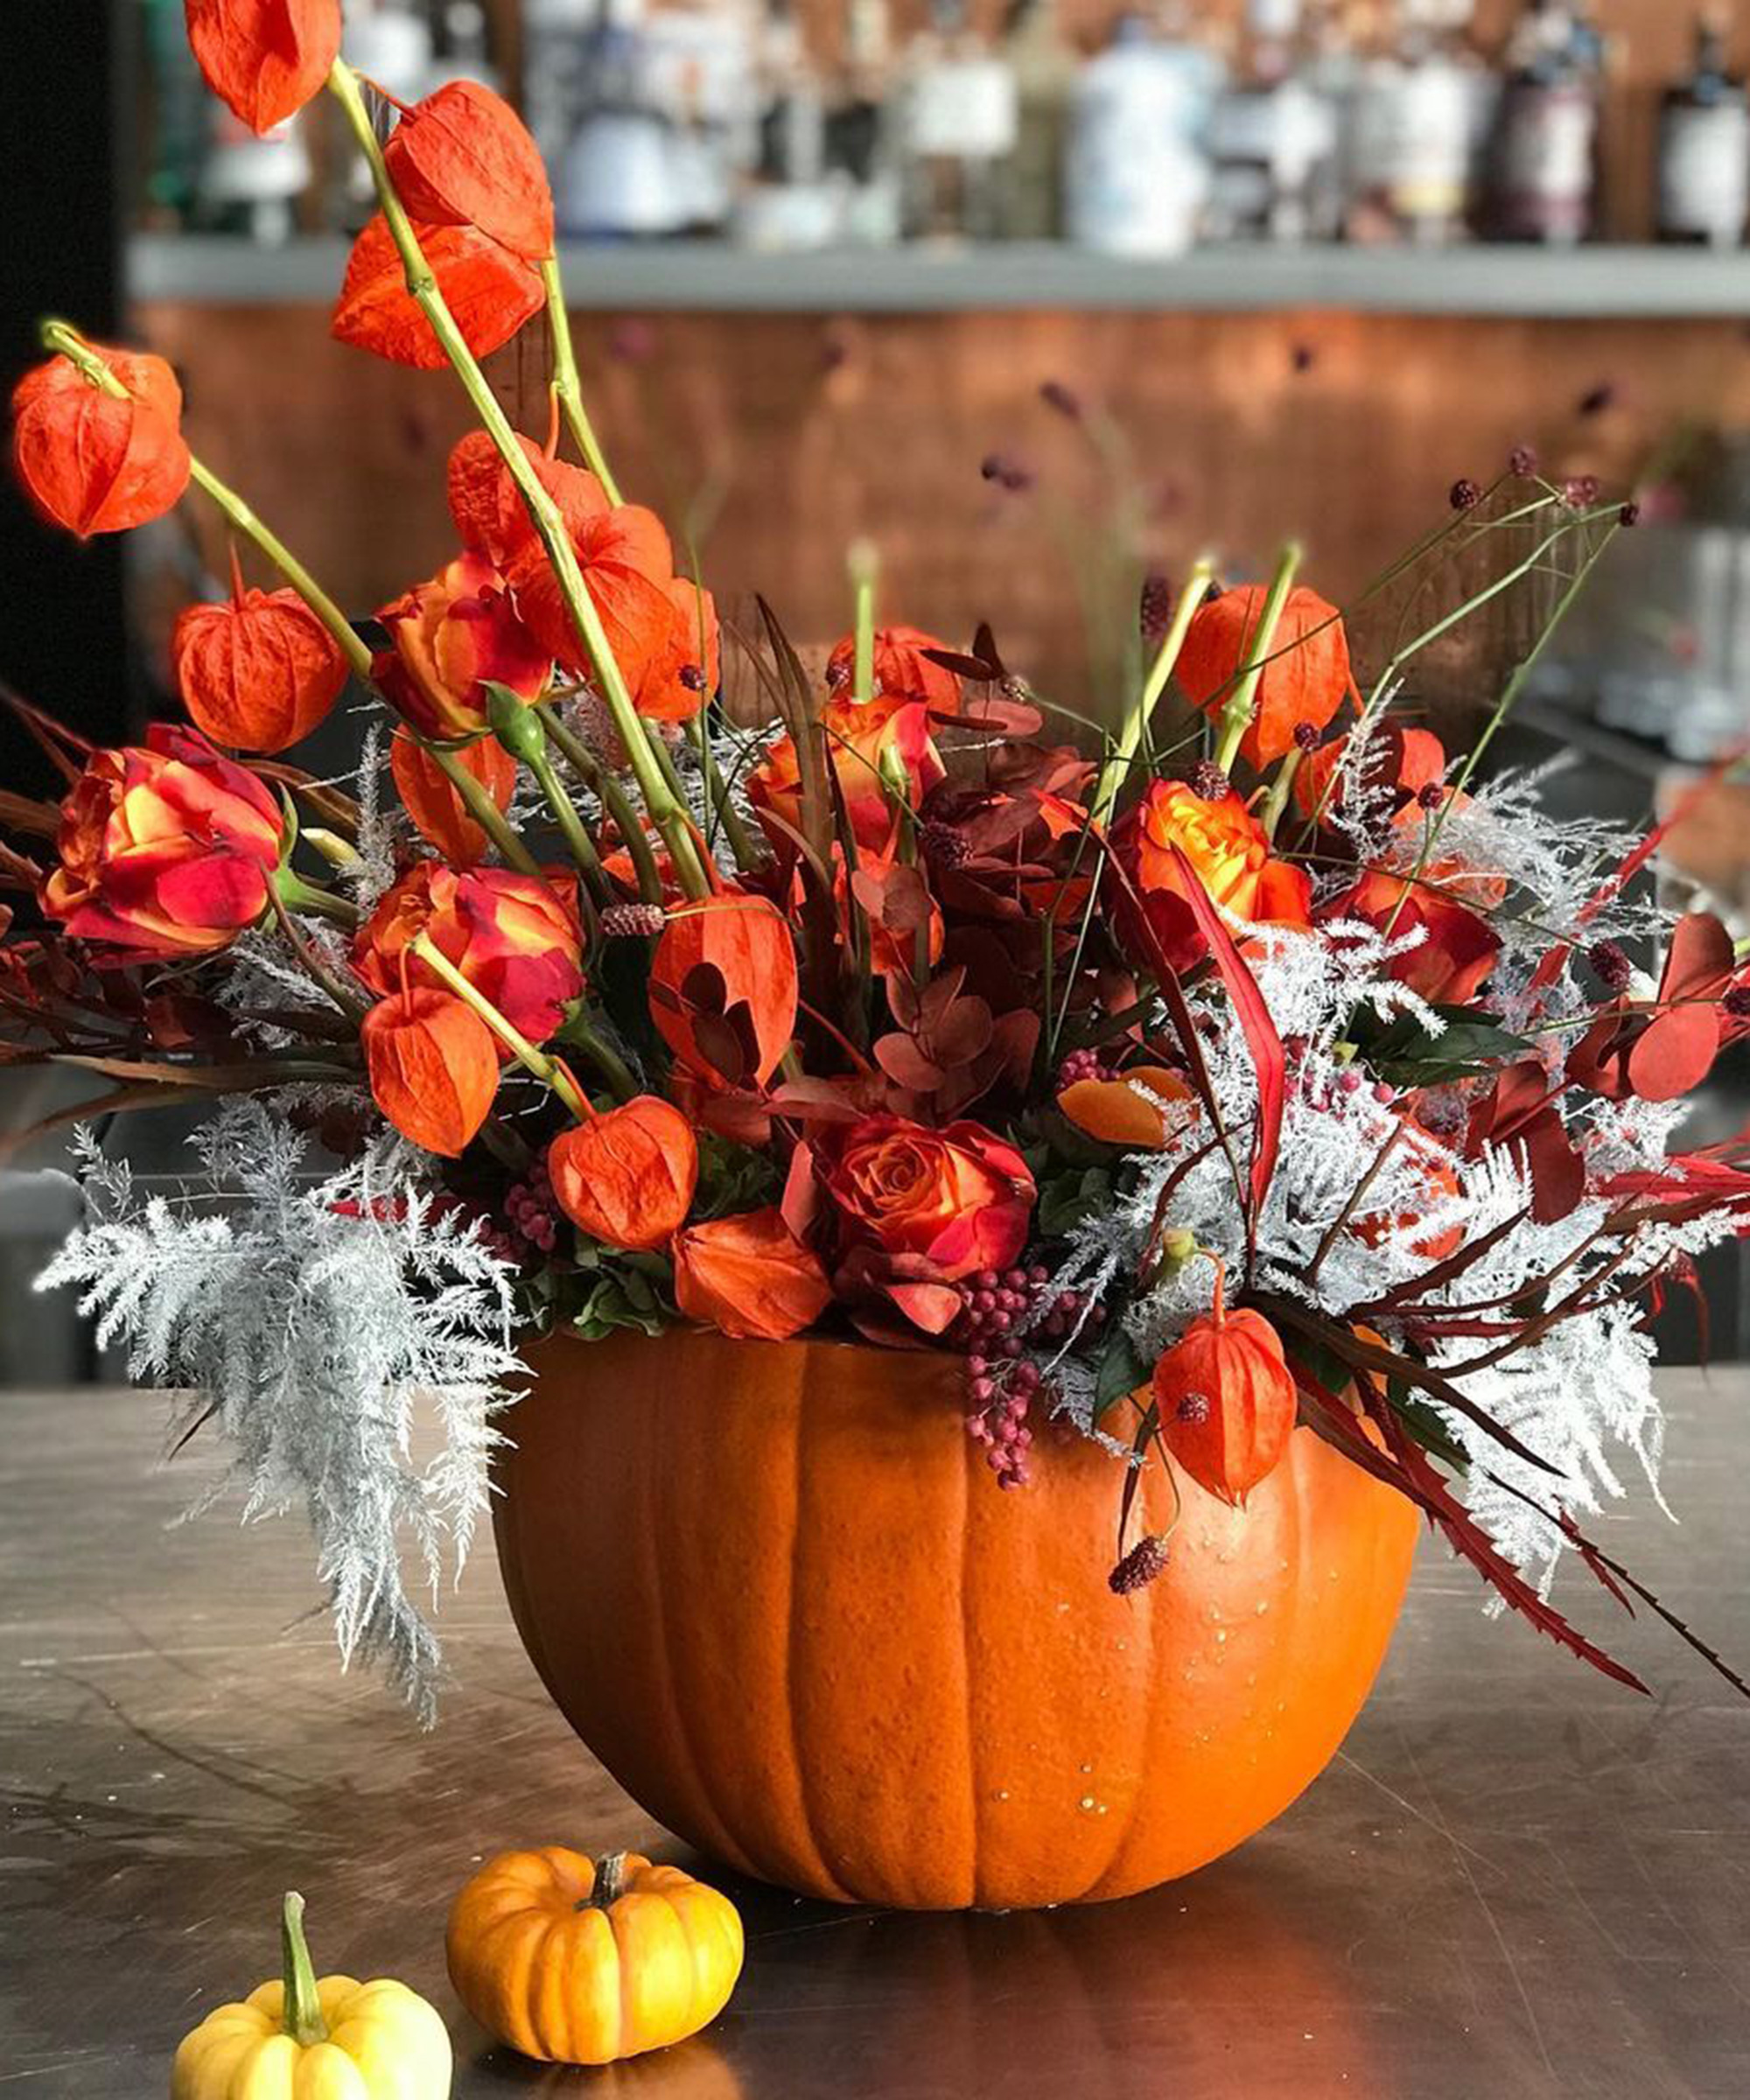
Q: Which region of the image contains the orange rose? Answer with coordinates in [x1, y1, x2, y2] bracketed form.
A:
[818, 1114, 1035, 1284]
[825, 624, 962, 713]
[1323, 869, 1500, 1005]
[749, 694, 943, 858]
[353, 863, 584, 1048]
[388, 725, 518, 869]
[43, 724, 284, 958]
[373, 550, 551, 741]
[1121, 780, 1311, 974]
[672, 1208, 832, 1340]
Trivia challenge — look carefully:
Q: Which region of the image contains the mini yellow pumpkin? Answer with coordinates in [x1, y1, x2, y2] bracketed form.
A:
[172, 1891, 452, 2098]
[446, 1847, 744, 2065]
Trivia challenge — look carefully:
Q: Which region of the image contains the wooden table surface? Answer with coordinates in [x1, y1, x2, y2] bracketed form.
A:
[4, 1374, 1747, 2098]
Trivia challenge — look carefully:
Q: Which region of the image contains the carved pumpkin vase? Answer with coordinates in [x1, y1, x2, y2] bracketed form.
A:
[494, 1329, 1418, 1911]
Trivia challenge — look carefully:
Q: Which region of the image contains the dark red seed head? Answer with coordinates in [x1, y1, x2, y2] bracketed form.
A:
[1109, 1535, 1170, 1595]
[1449, 477, 1482, 512]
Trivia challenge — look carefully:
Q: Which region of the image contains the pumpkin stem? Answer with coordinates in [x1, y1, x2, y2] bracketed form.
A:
[582, 1852, 628, 1910]
[279, 1892, 330, 2048]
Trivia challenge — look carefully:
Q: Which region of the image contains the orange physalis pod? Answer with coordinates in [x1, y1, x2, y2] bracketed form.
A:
[185, 0, 343, 136]
[172, 555, 349, 753]
[548, 1096, 698, 1252]
[10, 344, 190, 539]
[1177, 584, 1354, 770]
[389, 726, 517, 869]
[1152, 1268, 1297, 1508]
[647, 893, 799, 1092]
[360, 986, 499, 1158]
[332, 214, 544, 372]
[382, 80, 556, 262]
[671, 1208, 832, 1341]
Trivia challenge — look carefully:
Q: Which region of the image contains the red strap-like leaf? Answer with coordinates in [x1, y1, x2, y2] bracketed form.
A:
[332, 214, 543, 371]
[1164, 841, 1286, 1222]
[185, 0, 342, 136]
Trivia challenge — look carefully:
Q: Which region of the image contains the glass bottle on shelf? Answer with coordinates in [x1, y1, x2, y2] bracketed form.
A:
[1063, 10, 1214, 256]
[332, 0, 437, 228]
[1000, 0, 1075, 241]
[522, 0, 597, 169]
[737, 0, 834, 245]
[896, 0, 1019, 243]
[558, 0, 679, 239]
[1480, 0, 1600, 244]
[1204, 0, 1340, 243]
[825, 0, 901, 244]
[1347, 0, 1485, 246]
[1656, 10, 1748, 250]
[140, 0, 211, 230]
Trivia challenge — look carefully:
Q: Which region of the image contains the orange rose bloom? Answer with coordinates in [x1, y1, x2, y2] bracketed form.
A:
[1123, 780, 1312, 974]
[354, 863, 584, 1049]
[548, 1097, 698, 1252]
[1177, 584, 1353, 770]
[1323, 868, 1501, 1006]
[749, 695, 944, 858]
[672, 1208, 832, 1340]
[818, 1115, 1035, 1283]
[360, 987, 499, 1159]
[43, 724, 284, 958]
[11, 342, 191, 539]
[373, 551, 551, 741]
[825, 624, 963, 713]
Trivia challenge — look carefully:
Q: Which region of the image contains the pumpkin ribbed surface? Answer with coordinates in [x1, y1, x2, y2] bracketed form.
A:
[494, 1330, 1418, 1910]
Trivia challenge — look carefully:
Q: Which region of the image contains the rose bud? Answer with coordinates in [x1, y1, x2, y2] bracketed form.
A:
[11, 340, 190, 538]
[42, 724, 284, 958]
[823, 623, 963, 713]
[1176, 584, 1354, 769]
[817, 1115, 1036, 1283]
[648, 892, 799, 1091]
[353, 863, 584, 1050]
[1152, 1278, 1296, 1508]
[172, 564, 350, 754]
[389, 726, 517, 869]
[360, 987, 499, 1158]
[372, 551, 551, 741]
[548, 1096, 699, 1251]
[671, 1208, 832, 1341]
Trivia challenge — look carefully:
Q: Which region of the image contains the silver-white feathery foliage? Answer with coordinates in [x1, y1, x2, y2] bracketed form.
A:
[37, 1102, 522, 1720]
[1042, 910, 1734, 1603]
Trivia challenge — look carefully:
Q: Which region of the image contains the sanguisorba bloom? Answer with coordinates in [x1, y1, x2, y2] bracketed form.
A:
[353, 863, 584, 1048]
[10, 342, 191, 539]
[1122, 779, 1311, 973]
[43, 724, 284, 958]
[373, 551, 552, 741]
[817, 1114, 1036, 1283]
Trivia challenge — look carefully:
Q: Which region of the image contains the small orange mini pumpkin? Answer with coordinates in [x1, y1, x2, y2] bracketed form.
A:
[445, 1847, 743, 2066]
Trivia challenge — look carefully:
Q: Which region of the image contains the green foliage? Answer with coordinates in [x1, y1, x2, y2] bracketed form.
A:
[1094, 1326, 1152, 1419]
[1351, 1003, 1529, 1087]
[561, 1244, 676, 1340]
[693, 1132, 782, 1220]
[1038, 1163, 1116, 1240]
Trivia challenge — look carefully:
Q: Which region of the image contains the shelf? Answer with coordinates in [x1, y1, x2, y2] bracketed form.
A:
[127, 234, 1750, 318]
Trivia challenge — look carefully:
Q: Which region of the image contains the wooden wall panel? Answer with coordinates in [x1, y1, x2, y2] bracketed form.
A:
[135, 295, 1750, 715]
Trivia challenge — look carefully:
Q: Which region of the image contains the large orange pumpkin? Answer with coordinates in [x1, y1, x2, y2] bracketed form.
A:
[494, 1329, 1418, 1910]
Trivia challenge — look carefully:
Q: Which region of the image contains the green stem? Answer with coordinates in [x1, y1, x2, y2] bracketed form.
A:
[537, 702, 664, 903]
[327, 60, 707, 900]
[1092, 557, 1214, 819]
[690, 708, 759, 872]
[527, 746, 611, 915]
[185, 458, 374, 683]
[279, 1894, 328, 2049]
[541, 259, 621, 503]
[275, 868, 361, 928]
[1212, 542, 1303, 776]
[849, 541, 878, 706]
[1258, 748, 1302, 843]
[563, 1016, 637, 1102]
[409, 930, 590, 1118]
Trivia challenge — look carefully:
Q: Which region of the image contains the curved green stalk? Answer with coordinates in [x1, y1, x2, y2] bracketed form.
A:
[1092, 556, 1214, 819]
[541, 259, 621, 503]
[1212, 542, 1302, 776]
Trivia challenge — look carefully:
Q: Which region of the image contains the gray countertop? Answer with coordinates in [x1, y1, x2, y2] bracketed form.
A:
[4, 1373, 1748, 2098]
[128, 236, 1750, 318]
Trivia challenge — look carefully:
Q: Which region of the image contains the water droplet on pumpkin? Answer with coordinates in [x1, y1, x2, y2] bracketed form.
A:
[993, 1788, 1010, 1802]
[1078, 1796, 1096, 1812]
[1255, 1599, 1270, 1615]
[1079, 1762, 1093, 1774]
[1214, 1628, 1228, 1644]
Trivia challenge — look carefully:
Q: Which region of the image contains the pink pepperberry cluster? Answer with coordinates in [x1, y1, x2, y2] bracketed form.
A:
[964, 1354, 1040, 1488]
[504, 1158, 561, 1256]
[1054, 1046, 1113, 1092]
[953, 1264, 1110, 1352]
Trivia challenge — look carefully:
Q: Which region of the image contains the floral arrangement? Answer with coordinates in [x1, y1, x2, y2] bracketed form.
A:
[4, 0, 1749, 1719]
